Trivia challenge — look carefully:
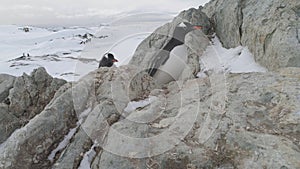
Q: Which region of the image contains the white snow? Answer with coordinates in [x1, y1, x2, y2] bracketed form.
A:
[78, 144, 97, 169]
[0, 16, 266, 83]
[47, 108, 91, 162]
[124, 96, 157, 113]
[0, 25, 97, 60]
[0, 25, 99, 81]
[81, 14, 172, 66]
[0, 14, 172, 81]
[197, 36, 267, 77]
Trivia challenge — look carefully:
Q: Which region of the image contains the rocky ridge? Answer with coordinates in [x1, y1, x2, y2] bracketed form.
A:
[0, 0, 299, 169]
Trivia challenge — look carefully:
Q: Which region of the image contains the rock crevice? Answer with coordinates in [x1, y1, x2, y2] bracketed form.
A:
[203, 0, 300, 70]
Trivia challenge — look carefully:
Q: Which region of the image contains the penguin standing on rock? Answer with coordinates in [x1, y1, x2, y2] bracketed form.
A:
[147, 22, 202, 85]
[98, 53, 118, 68]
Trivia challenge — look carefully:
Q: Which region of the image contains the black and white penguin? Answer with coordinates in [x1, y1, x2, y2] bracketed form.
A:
[147, 22, 202, 84]
[98, 53, 118, 68]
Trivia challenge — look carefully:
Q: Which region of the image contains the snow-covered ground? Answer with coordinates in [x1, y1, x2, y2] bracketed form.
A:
[0, 13, 173, 81]
[0, 13, 266, 83]
[197, 36, 266, 77]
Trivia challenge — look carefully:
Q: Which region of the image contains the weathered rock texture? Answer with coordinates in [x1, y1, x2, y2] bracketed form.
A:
[89, 69, 300, 169]
[0, 1, 299, 169]
[1, 67, 299, 169]
[0, 66, 156, 169]
[0, 74, 15, 103]
[203, 0, 300, 70]
[0, 67, 66, 143]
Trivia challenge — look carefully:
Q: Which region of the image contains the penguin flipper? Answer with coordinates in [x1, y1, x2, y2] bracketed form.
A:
[98, 57, 108, 68]
[148, 68, 158, 77]
[148, 50, 170, 76]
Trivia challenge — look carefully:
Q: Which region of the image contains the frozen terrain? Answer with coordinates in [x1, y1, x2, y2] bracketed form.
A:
[0, 14, 266, 82]
[0, 13, 173, 81]
[0, 25, 99, 81]
[197, 36, 267, 78]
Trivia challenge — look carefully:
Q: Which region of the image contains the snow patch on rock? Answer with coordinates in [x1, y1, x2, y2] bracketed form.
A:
[197, 36, 267, 77]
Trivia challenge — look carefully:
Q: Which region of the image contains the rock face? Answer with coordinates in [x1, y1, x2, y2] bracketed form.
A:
[0, 1, 300, 169]
[0, 67, 66, 144]
[0, 74, 15, 103]
[1, 67, 299, 169]
[0, 66, 156, 169]
[8, 67, 67, 119]
[89, 70, 300, 169]
[129, 7, 212, 80]
[203, 0, 300, 70]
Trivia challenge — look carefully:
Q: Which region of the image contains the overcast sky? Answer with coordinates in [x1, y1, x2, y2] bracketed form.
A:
[0, 0, 210, 26]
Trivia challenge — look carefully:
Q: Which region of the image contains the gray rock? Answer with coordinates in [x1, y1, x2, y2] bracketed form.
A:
[0, 67, 67, 144]
[203, 0, 243, 48]
[203, 0, 300, 70]
[91, 69, 300, 169]
[0, 78, 77, 169]
[1, 1, 300, 168]
[0, 74, 15, 103]
[54, 66, 156, 169]
[8, 67, 67, 119]
[1, 64, 299, 169]
[181, 30, 210, 80]
[0, 75, 16, 143]
[0, 104, 19, 143]
[177, 7, 213, 35]
[0, 65, 156, 168]
[52, 128, 92, 169]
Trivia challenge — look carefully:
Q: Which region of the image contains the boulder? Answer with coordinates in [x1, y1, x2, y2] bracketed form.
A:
[0, 67, 66, 144]
[0, 74, 15, 103]
[8, 67, 67, 118]
[0, 104, 18, 143]
[0, 80, 77, 169]
[203, 0, 300, 70]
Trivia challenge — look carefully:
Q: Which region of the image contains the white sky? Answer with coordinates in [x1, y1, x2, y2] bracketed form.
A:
[0, 0, 210, 26]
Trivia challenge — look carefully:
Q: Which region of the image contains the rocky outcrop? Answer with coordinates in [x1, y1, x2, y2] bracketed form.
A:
[86, 68, 300, 169]
[1, 66, 299, 169]
[8, 67, 67, 119]
[0, 67, 66, 143]
[0, 74, 15, 103]
[129, 7, 212, 80]
[0, 1, 299, 168]
[0, 66, 156, 169]
[203, 0, 300, 70]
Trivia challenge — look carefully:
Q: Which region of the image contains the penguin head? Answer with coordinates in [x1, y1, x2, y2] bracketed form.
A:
[177, 22, 202, 32]
[173, 22, 202, 42]
[107, 53, 118, 63]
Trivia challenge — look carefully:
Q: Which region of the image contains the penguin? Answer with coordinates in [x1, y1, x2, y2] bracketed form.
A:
[147, 22, 202, 84]
[98, 53, 118, 68]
